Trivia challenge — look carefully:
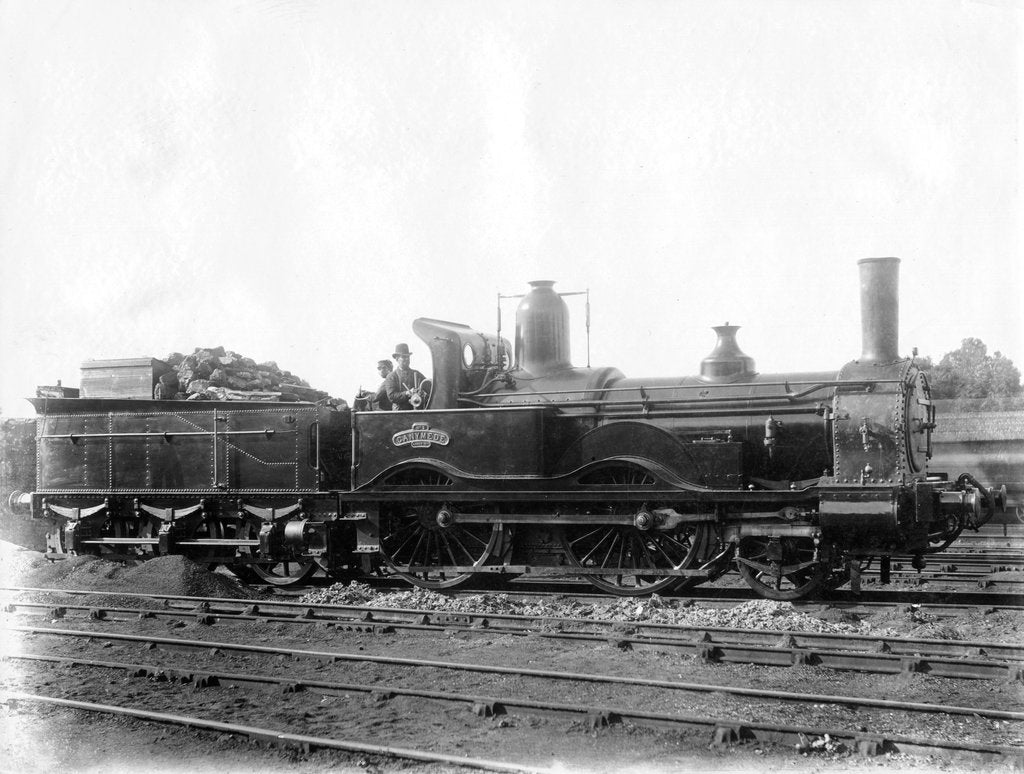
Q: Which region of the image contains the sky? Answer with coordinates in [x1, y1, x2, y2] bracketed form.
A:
[0, 0, 1020, 416]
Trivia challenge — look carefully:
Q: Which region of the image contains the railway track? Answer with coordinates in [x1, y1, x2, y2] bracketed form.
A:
[4, 525, 1023, 771]
[4, 558, 1024, 772]
[3, 620, 1022, 769]
[4, 586, 1024, 681]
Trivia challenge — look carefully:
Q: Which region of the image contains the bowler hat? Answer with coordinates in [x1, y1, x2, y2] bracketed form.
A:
[393, 343, 412, 357]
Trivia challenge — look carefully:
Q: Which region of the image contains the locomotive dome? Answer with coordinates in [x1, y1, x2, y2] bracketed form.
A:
[515, 280, 572, 376]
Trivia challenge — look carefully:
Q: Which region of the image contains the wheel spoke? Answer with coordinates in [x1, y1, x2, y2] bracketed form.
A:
[568, 526, 607, 555]
[448, 529, 481, 564]
[636, 536, 660, 569]
[606, 531, 625, 570]
[575, 528, 614, 566]
[439, 531, 461, 567]
[388, 521, 421, 557]
[658, 532, 691, 553]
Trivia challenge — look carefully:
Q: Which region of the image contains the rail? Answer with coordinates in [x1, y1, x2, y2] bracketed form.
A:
[3, 691, 541, 773]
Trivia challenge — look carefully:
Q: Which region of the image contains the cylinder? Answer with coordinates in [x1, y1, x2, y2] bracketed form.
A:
[515, 281, 571, 376]
[858, 257, 900, 363]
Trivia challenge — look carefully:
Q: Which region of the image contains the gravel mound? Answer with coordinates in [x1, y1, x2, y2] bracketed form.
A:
[300, 582, 871, 634]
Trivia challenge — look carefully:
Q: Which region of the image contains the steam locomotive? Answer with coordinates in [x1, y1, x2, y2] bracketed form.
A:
[9, 258, 1004, 599]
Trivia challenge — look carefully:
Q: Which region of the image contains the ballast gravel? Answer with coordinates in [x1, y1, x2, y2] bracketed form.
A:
[299, 581, 1024, 643]
[301, 582, 873, 634]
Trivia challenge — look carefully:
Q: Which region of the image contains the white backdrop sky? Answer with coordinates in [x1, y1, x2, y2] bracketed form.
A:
[1, 0, 1020, 416]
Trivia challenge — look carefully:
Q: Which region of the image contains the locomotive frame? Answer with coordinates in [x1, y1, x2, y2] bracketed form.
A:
[9, 258, 1004, 599]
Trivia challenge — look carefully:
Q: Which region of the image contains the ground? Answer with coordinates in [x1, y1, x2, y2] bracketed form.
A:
[1, 542, 1021, 774]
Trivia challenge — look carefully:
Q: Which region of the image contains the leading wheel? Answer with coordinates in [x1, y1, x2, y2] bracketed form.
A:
[736, 536, 826, 600]
[380, 505, 506, 590]
[560, 523, 712, 596]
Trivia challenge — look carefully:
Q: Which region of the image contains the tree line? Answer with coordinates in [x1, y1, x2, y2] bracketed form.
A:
[918, 338, 1021, 409]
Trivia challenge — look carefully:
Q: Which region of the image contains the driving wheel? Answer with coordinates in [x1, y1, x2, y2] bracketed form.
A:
[560, 522, 712, 596]
[380, 504, 506, 590]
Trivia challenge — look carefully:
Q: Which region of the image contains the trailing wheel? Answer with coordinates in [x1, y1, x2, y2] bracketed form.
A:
[248, 559, 317, 586]
[560, 522, 712, 596]
[379, 505, 507, 590]
[736, 536, 826, 600]
[235, 520, 317, 587]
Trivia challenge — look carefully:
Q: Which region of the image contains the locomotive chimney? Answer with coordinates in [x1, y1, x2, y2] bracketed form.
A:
[700, 324, 756, 382]
[515, 280, 571, 376]
[858, 257, 900, 364]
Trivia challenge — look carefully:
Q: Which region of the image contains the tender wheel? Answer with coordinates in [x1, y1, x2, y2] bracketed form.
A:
[380, 505, 506, 590]
[99, 518, 145, 557]
[560, 523, 712, 596]
[183, 516, 226, 569]
[736, 536, 826, 600]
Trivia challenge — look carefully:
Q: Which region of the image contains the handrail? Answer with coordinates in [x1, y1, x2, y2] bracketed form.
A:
[40, 429, 288, 441]
[466, 378, 901, 401]
[458, 379, 901, 411]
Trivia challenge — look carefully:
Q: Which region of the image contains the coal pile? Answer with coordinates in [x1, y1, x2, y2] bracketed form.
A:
[116, 556, 257, 598]
[160, 346, 333, 403]
[2, 543, 255, 600]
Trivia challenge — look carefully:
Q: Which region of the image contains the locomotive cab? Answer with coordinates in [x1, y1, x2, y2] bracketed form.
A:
[411, 318, 513, 410]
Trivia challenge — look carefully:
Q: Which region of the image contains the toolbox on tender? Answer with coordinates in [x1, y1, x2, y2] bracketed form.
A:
[79, 358, 173, 399]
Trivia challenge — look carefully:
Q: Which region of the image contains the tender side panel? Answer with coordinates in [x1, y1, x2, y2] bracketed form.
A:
[225, 409, 314, 491]
[38, 414, 109, 490]
[36, 405, 320, 494]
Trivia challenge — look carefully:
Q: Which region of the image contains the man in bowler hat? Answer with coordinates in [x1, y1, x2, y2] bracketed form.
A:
[385, 343, 427, 410]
